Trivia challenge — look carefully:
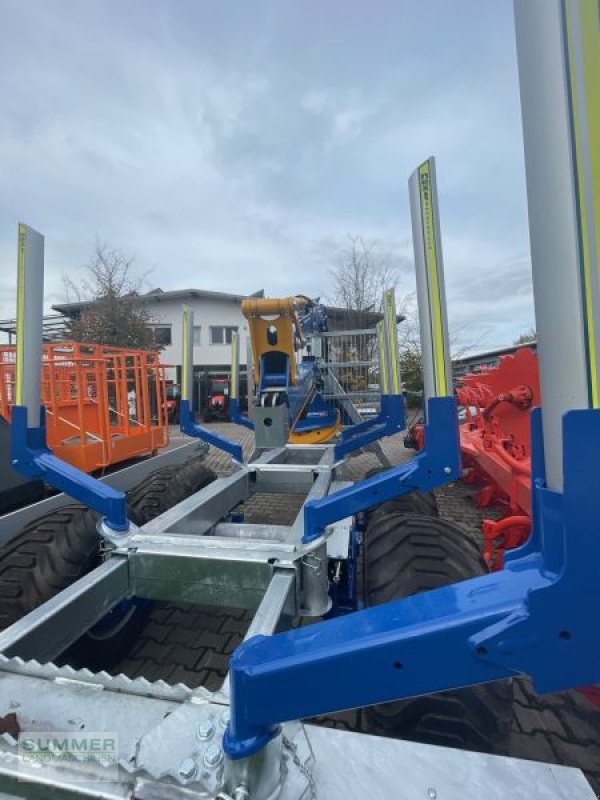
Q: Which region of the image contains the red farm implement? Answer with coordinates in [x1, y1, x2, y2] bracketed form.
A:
[407, 346, 539, 571]
[457, 346, 539, 571]
[410, 346, 600, 709]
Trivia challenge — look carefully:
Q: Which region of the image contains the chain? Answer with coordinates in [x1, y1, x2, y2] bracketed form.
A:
[282, 734, 317, 800]
[218, 736, 316, 800]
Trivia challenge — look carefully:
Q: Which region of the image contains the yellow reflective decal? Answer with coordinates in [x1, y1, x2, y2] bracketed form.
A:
[377, 321, 389, 394]
[15, 224, 27, 406]
[230, 330, 239, 400]
[565, 0, 600, 406]
[417, 159, 449, 397]
[384, 289, 401, 394]
[181, 305, 190, 401]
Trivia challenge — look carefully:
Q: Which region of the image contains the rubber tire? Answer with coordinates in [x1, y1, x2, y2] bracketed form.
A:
[127, 460, 216, 526]
[0, 459, 216, 668]
[363, 466, 439, 525]
[64, 458, 216, 668]
[363, 511, 513, 753]
[0, 505, 99, 631]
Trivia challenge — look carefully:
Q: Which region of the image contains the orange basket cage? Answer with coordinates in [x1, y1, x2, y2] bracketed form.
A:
[0, 342, 170, 473]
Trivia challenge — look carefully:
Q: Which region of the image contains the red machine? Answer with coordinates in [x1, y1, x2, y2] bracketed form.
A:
[457, 347, 539, 570]
[445, 346, 600, 710]
[203, 377, 230, 422]
[408, 347, 539, 570]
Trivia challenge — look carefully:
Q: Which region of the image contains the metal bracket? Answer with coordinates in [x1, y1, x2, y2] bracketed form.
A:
[10, 405, 129, 532]
[229, 398, 255, 430]
[303, 395, 460, 542]
[333, 393, 406, 460]
[180, 399, 244, 463]
[222, 406, 600, 759]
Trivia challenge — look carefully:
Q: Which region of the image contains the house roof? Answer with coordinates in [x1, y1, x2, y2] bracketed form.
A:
[52, 287, 265, 317]
[453, 340, 537, 366]
[52, 287, 405, 329]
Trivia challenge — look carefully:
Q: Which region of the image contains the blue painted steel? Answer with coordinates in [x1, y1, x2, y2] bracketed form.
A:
[87, 597, 151, 637]
[292, 392, 339, 433]
[333, 393, 406, 460]
[224, 406, 600, 759]
[287, 360, 317, 423]
[327, 526, 362, 617]
[304, 396, 459, 543]
[228, 398, 255, 430]
[297, 301, 328, 335]
[180, 399, 244, 462]
[10, 405, 128, 531]
[258, 353, 289, 394]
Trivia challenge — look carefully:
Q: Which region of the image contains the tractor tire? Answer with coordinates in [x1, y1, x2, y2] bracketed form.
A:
[363, 511, 513, 753]
[65, 459, 216, 668]
[363, 467, 438, 524]
[0, 505, 100, 632]
[174, 459, 217, 498]
[126, 460, 215, 526]
[0, 458, 216, 669]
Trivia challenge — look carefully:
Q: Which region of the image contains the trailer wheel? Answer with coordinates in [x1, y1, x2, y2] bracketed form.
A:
[363, 467, 438, 524]
[127, 460, 216, 526]
[0, 458, 216, 668]
[363, 511, 513, 753]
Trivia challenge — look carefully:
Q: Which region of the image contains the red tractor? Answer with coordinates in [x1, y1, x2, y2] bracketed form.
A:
[202, 377, 230, 422]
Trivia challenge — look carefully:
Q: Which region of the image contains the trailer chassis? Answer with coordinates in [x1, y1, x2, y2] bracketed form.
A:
[0, 427, 596, 799]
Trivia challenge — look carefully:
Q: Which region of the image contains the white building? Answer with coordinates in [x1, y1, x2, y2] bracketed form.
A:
[53, 288, 264, 405]
[53, 288, 391, 410]
[129, 287, 263, 377]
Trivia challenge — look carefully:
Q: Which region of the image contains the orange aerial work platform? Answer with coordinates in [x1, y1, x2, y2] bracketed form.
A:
[0, 342, 169, 473]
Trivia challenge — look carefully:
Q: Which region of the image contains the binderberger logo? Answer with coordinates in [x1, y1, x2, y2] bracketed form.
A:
[18, 731, 119, 783]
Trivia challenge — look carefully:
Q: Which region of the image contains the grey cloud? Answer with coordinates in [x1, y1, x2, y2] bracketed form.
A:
[0, 0, 533, 355]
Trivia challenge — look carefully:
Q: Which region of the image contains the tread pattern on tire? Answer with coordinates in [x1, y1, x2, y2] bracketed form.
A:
[0, 458, 216, 635]
[363, 511, 513, 753]
[0, 505, 99, 631]
[363, 467, 438, 525]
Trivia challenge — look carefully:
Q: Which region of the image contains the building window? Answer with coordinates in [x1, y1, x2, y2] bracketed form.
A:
[193, 326, 201, 346]
[210, 326, 238, 345]
[153, 326, 172, 346]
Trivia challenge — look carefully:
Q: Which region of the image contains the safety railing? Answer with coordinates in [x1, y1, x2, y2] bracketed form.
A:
[317, 328, 382, 422]
[0, 342, 169, 473]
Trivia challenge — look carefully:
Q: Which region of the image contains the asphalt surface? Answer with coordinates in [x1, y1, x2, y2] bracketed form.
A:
[114, 423, 600, 796]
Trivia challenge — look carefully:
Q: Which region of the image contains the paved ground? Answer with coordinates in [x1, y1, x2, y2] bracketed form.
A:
[115, 424, 600, 796]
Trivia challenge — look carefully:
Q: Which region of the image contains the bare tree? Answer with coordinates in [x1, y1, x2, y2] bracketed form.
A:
[514, 328, 537, 345]
[328, 236, 406, 324]
[64, 242, 157, 350]
[326, 236, 410, 392]
[397, 293, 490, 399]
[327, 236, 488, 400]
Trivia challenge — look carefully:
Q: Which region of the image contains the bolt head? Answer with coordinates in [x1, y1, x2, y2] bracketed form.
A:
[178, 757, 197, 780]
[428, 789, 437, 800]
[203, 743, 223, 768]
[219, 708, 231, 728]
[443, 466, 451, 474]
[197, 718, 215, 741]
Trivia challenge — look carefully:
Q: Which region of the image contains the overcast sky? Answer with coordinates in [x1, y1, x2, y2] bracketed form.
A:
[0, 0, 534, 350]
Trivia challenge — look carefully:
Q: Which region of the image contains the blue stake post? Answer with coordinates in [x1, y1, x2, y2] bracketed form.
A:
[10, 224, 128, 532]
[179, 305, 244, 462]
